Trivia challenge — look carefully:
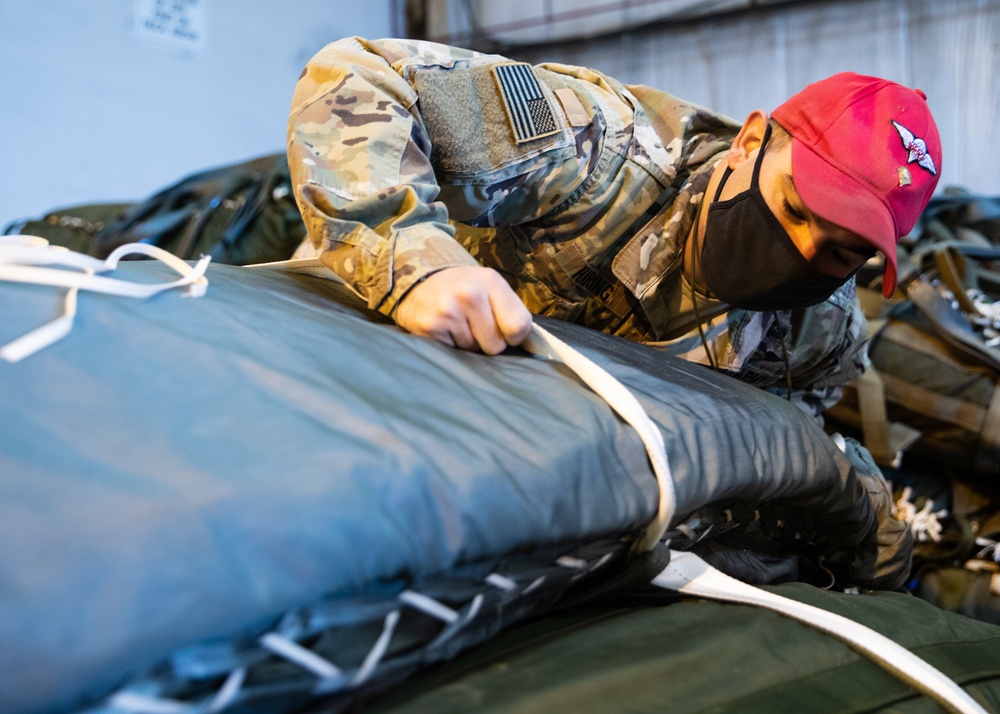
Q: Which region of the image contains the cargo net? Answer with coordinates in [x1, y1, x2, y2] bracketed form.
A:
[75, 504, 809, 714]
[78, 537, 644, 714]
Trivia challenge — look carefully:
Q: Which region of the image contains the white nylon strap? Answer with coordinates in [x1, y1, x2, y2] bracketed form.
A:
[106, 692, 192, 714]
[654, 550, 987, 714]
[350, 610, 401, 686]
[0, 276, 81, 363]
[0, 236, 210, 362]
[258, 632, 341, 679]
[485, 573, 518, 591]
[523, 323, 676, 553]
[398, 589, 459, 624]
[206, 668, 246, 714]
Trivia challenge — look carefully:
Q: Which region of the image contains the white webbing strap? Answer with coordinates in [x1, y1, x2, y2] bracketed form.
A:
[523, 323, 676, 553]
[258, 632, 341, 680]
[251, 257, 986, 713]
[0, 235, 210, 362]
[654, 550, 987, 714]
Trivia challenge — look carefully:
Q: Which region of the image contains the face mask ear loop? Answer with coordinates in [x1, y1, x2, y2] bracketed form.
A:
[750, 122, 773, 192]
[746, 121, 802, 396]
[689, 194, 719, 371]
[758, 126, 796, 401]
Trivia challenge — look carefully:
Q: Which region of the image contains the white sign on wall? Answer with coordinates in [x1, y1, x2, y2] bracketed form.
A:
[133, 0, 209, 55]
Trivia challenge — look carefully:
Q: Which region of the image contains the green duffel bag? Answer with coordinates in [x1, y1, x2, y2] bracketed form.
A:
[828, 277, 1000, 482]
[4, 153, 307, 266]
[95, 153, 307, 265]
[3, 202, 134, 255]
[828, 190, 1000, 482]
[915, 565, 1000, 627]
[361, 584, 1000, 714]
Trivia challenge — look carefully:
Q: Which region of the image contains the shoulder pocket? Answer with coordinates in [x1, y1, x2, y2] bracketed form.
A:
[412, 62, 572, 177]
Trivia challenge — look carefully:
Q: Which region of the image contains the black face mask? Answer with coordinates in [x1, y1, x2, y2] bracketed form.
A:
[699, 125, 853, 312]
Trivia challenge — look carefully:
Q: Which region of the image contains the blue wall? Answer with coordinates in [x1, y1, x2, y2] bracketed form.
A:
[0, 1, 393, 229]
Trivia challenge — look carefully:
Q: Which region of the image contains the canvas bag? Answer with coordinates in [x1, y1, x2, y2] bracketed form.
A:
[828, 190, 1000, 479]
[4, 153, 306, 266]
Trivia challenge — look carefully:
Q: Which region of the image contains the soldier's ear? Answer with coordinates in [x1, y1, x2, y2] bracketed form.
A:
[726, 110, 768, 168]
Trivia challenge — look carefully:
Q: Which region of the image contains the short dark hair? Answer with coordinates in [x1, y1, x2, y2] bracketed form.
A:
[765, 119, 792, 155]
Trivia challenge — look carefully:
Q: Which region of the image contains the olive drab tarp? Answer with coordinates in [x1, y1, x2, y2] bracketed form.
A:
[362, 584, 1000, 714]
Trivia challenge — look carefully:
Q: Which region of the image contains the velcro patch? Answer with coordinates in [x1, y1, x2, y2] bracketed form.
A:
[492, 63, 559, 144]
[554, 87, 591, 127]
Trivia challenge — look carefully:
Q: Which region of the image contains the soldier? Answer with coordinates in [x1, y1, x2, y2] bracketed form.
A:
[287, 36, 941, 420]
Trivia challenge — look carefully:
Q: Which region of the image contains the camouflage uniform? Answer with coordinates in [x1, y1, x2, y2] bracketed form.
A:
[288, 36, 869, 419]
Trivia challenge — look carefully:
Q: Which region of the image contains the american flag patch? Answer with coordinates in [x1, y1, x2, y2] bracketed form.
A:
[492, 63, 559, 144]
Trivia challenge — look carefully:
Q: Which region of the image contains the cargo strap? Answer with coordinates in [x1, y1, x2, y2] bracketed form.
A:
[854, 368, 920, 468]
[524, 322, 676, 553]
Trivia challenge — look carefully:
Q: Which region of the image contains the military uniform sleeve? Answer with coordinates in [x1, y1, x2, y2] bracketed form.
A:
[287, 37, 479, 316]
[837, 436, 912, 590]
[764, 280, 872, 421]
[705, 279, 870, 423]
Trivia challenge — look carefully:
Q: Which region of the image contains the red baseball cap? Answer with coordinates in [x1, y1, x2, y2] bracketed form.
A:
[771, 72, 942, 297]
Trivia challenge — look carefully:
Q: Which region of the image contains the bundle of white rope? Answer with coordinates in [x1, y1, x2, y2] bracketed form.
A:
[0, 235, 210, 363]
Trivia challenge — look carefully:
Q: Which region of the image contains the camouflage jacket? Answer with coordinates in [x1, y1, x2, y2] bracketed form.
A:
[288, 36, 869, 418]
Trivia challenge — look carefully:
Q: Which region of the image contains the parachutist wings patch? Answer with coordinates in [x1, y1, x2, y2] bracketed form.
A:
[493, 63, 559, 144]
[892, 120, 937, 175]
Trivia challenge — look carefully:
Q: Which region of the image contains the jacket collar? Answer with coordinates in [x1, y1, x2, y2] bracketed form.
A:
[612, 154, 725, 339]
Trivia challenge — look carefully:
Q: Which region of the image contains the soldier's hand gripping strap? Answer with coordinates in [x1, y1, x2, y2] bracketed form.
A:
[0, 235, 210, 363]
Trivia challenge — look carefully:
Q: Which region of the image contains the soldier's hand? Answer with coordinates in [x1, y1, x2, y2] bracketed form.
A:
[394, 266, 533, 355]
